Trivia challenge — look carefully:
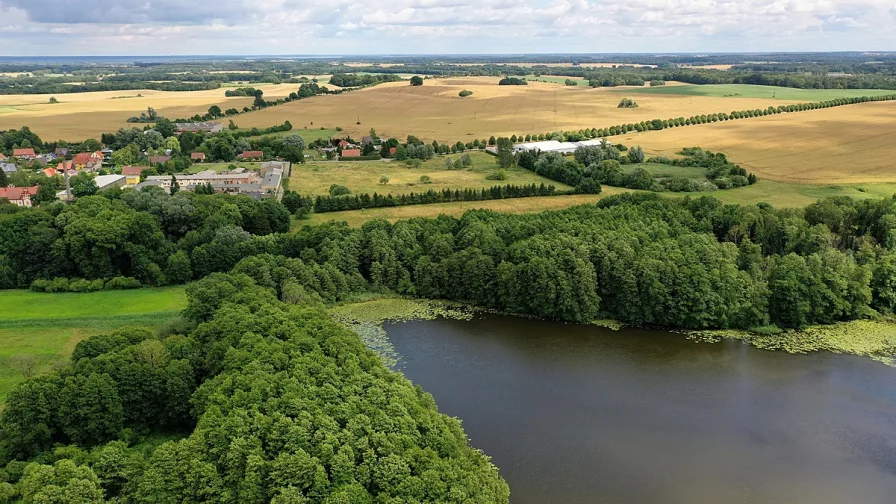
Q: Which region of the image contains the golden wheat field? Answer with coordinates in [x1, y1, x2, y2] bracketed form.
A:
[624, 101, 896, 184]
[0, 83, 301, 140]
[300, 189, 632, 227]
[234, 77, 805, 143]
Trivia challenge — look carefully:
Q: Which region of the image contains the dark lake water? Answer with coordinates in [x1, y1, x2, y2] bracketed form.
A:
[383, 314, 896, 504]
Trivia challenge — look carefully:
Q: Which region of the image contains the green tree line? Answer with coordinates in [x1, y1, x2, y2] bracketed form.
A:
[311, 183, 563, 213]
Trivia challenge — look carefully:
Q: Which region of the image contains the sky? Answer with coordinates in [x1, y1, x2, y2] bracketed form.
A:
[0, 0, 895, 56]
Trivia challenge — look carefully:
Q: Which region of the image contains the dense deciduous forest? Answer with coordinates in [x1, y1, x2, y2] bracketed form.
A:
[0, 275, 510, 503]
[5, 191, 896, 330]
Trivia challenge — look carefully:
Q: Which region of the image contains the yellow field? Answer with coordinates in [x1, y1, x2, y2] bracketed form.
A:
[0, 83, 300, 140]
[299, 189, 631, 227]
[235, 77, 803, 143]
[452, 62, 659, 68]
[626, 101, 896, 184]
[290, 152, 568, 196]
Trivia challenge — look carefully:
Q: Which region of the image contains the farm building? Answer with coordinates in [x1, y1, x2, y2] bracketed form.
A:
[95, 174, 126, 191]
[238, 150, 264, 160]
[341, 149, 362, 159]
[573, 139, 612, 148]
[176, 122, 223, 133]
[512, 140, 578, 154]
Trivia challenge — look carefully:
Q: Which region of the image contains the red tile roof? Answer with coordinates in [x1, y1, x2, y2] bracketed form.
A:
[72, 153, 91, 164]
[13, 148, 36, 157]
[238, 150, 263, 159]
[42, 168, 57, 177]
[338, 140, 349, 148]
[0, 153, 6, 160]
[0, 186, 38, 201]
[341, 149, 362, 158]
[121, 166, 146, 176]
[389, 147, 397, 155]
[190, 152, 206, 160]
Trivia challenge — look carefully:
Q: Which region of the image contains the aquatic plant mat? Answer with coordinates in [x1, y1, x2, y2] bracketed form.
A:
[689, 319, 896, 366]
[330, 297, 474, 367]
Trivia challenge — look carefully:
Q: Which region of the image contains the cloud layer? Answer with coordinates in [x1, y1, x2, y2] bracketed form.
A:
[1, 0, 895, 55]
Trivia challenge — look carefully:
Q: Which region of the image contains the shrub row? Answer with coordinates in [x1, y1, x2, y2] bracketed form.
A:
[30, 276, 143, 293]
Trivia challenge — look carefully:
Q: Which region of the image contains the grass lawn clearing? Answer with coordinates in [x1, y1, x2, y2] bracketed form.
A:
[0, 287, 187, 406]
[290, 151, 569, 196]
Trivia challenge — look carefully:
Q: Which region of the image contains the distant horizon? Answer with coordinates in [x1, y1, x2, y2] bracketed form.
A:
[1, 50, 896, 62]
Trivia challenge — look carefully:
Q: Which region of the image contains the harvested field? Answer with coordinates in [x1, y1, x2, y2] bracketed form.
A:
[297, 178, 896, 228]
[625, 83, 894, 100]
[290, 152, 568, 196]
[297, 188, 631, 227]
[0, 83, 300, 140]
[234, 77, 807, 143]
[625, 101, 896, 184]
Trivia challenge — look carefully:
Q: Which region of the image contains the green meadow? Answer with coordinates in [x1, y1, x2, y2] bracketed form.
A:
[0, 287, 187, 405]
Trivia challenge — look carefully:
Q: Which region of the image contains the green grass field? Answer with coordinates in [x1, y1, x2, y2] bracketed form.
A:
[623, 84, 893, 101]
[290, 151, 569, 196]
[626, 162, 705, 178]
[187, 161, 263, 174]
[236, 127, 341, 143]
[0, 287, 187, 405]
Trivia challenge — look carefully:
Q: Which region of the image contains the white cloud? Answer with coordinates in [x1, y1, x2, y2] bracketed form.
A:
[0, 0, 894, 54]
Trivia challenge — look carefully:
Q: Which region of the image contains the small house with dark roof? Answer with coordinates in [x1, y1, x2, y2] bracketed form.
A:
[149, 156, 172, 165]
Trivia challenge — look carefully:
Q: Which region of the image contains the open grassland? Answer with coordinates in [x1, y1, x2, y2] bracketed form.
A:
[229, 77, 808, 143]
[0, 287, 187, 405]
[627, 100, 896, 184]
[676, 180, 896, 208]
[625, 83, 895, 100]
[297, 188, 631, 227]
[0, 83, 301, 140]
[290, 151, 569, 196]
[187, 161, 263, 174]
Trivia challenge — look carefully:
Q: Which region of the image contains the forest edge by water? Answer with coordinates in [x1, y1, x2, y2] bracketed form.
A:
[331, 296, 896, 368]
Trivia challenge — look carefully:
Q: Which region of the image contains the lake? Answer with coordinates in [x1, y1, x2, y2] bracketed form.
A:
[384, 314, 896, 504]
